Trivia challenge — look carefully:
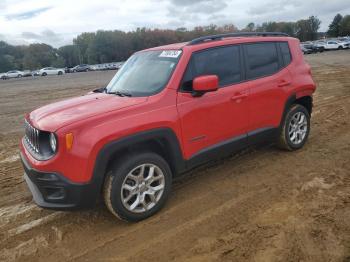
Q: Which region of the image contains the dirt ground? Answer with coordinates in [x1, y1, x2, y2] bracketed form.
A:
[0, 51, 349, 262]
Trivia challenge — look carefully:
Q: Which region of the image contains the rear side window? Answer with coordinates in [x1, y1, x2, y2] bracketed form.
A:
[244, 42, 279, 79]
[279, 42, 291, 66]
[181, 45, 241, 91]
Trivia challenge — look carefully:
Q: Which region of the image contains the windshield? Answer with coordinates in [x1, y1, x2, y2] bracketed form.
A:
[106, 50, 182, 97]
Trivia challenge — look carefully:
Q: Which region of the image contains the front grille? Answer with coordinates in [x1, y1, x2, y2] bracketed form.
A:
[24, 119, 40, 154]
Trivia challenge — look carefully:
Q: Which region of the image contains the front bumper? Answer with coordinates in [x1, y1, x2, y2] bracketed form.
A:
[21, 152, 98, 210]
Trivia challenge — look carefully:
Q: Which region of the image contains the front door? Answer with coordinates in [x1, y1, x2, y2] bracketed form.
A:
[177, 45, 250, 159]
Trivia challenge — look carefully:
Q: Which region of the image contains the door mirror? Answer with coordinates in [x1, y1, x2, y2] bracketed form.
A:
[192, 75, 219, 96]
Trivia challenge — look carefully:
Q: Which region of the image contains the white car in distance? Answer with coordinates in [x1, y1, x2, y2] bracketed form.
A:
[323, 40, 343, 50]
[1, 70, 24, 79]
[39, 67, 65, 76]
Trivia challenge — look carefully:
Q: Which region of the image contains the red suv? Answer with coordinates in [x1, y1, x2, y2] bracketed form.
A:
[20, 32, 316, 222]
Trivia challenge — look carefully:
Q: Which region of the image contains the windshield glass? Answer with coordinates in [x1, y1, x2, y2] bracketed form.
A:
[106, 50, 182, 97]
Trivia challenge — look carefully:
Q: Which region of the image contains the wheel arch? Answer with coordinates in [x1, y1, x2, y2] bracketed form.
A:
[280, 93, 313, 128]
[90, 128, 186, 195]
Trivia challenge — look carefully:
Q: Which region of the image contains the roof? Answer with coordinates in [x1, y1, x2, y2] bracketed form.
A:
[141, 32, 293, 52]
[143, 42, 188, 51]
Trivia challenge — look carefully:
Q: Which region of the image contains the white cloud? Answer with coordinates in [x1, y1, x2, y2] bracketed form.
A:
[0, 0, 349, 47]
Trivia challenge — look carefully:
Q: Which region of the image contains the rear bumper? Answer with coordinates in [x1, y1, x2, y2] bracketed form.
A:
[21, 152, 98, 210]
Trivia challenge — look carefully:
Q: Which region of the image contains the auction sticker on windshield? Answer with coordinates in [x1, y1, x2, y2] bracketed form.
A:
[159, 50, 182, 58]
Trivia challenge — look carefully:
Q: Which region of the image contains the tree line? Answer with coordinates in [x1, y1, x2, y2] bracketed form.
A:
[0, 14, 349, 72]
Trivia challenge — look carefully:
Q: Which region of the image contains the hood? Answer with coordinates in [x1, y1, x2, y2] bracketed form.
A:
[29, 93, 148, 132]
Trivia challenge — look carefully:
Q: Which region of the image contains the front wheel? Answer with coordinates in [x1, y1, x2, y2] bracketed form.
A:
[277, 104, 310, 151]
[103, 152, 172, 222]
[58, 71, 63, 75]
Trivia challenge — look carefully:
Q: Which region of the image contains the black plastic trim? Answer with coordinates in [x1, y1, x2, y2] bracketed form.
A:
[188, 32, 289, 45]
[187, 134, 247, 169]
[21, 152, 97, 210]
[90, 128, 186, 194]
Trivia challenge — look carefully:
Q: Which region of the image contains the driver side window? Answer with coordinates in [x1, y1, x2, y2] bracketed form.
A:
[181, 45, 241, 92]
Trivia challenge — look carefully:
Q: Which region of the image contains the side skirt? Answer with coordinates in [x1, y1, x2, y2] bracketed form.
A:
[185, 127, 279, 172]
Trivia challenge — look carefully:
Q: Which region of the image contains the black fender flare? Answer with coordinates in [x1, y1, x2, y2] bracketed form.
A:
[89, 128, 186, 197]
[279, 94, 297, 129]
[279, 93, 314, 129]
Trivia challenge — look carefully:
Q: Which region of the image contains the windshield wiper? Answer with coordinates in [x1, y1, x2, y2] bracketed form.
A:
[108, 90, 132, 97]
[93, 87, 107, 93]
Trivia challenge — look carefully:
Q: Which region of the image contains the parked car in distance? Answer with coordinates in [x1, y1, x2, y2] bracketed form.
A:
[0, 73, 6, 80]
[2, 70, 24, 79]
[32, 70, 40, 76]
[71, 64, 91, 72]
[300, 44, 313, 54]
[322, 40, 342, 50]
[116, 62, 124, 69]
[21, 32, 316, 222]
[89, 65, 99, 71]
[39, 67, 65, 76]
[22, 70, 33, 77]
[336, 40, 350, 49]
[301, 42, 324, 53]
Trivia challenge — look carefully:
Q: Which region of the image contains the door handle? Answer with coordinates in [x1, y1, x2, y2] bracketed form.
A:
[278, 80, 291, 87]
[231, 93, 248, 101]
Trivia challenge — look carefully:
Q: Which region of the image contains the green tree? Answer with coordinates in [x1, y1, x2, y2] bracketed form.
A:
[0, 55, 13, 72]
[58, 45, 80, 67]
[296, 16, 321, 41]
[339, 15, 350, 36]
[328, 13, 343, 37]
[73, 32, 96, 64]
[245, 22, 255, 31]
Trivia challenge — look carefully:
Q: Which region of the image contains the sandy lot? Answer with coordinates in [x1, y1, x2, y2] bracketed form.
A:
[0, 51, 349, 262]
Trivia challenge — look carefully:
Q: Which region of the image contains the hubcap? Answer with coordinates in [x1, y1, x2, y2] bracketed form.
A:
[121, 164, 165, 213]
[288, 111, 308, 145]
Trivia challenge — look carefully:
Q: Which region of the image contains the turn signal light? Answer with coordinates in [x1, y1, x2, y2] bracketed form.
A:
[65, 133, 74, 150]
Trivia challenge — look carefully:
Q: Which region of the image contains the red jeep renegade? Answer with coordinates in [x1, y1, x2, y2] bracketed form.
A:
[20, 32, 316, 222]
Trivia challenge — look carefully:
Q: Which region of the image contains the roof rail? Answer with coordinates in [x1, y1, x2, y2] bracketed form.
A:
[187, 32, 289, 45]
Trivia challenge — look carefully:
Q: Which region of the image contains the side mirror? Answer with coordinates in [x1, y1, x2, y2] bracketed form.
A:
[192, 75, 219, 96]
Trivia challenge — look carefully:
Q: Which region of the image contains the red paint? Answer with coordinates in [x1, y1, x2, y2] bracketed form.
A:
[193, 75, 219, 92]
[20, 36, 316, 183]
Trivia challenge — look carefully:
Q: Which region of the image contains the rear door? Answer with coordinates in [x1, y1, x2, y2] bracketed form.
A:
[177, 45, 250, 159]
[243, 41, 292, 134]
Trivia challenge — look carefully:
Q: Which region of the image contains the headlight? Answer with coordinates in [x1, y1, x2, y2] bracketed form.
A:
[49, 133, 57, 152]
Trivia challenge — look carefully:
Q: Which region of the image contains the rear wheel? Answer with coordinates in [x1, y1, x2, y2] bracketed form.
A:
[277, 104, 310, 151]
[103, 152, 172, 222]
[58, 71, 63, 75]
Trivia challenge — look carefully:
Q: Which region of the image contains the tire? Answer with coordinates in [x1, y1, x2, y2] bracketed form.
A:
[277, 104, 310, 151]
[42, 72, 47, 76]
[103, 152, 172, 222]
[18, 74, 22, 78]
[58, 71, 63, 75]
[338, 46, 343, 50]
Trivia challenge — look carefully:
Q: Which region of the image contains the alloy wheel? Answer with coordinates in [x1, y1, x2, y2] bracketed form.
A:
[121, 163, 165, 213]
[288, 111, 308, 145]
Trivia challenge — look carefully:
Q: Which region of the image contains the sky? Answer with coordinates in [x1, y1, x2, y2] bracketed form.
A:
[0, 0, 349, 47]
